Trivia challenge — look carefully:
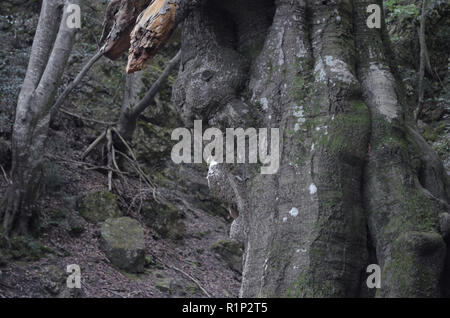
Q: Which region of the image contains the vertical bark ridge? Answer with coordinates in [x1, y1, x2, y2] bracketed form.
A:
[240, 0, 314, 297]
[354, 0, 447, 297]
[299, 0, 370, 297]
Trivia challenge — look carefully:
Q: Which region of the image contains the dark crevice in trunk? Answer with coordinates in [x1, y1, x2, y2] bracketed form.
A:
[359, 103, 374, 298]
[358, 223, 378, 298]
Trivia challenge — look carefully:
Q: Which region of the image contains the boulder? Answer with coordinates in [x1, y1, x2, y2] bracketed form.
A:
[153, 270, 201, 296]
[211, 239, 244, 273]
[100, 217, 146, 273]
[78, 191, 122, 223]
[141, 199, 185, 240]
[40, 264, 81, 298]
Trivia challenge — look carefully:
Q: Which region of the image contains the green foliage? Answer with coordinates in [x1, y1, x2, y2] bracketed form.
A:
[384, 0, 419, 22]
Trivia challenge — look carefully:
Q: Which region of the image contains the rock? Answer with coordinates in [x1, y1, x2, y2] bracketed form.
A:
[135, 121, 173, 168]
[40, 264, 81, 298]
[78, 191, 122, 223]
[153, 270, 201, 296]
[141, 199, 185, 240]
[100, 217, 146, 273]
[211, 239, 244, 273]
[68, 215, 85, 237]
[7, 236, 51, 261]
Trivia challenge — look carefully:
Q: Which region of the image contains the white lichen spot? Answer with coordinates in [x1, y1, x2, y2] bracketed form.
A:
[296, 37, 307, 58]
[208, 157, 218, 167]
[311, 143, 315, 151]
[261, 97, 269, 110]
[282, 217, 288, 223]
[277, 27, 285, 66]
[264, 258, 269, 271]
[289, 207, 299, 217]
[293, 105, 304, 118]
[293, 106, 306, 131]
[314, 58, 326, 82]
[296, 248, 307, 253]
[367, 62, 399, 121]
[324, 55, 356, 85]
[309, 183, 317, 195]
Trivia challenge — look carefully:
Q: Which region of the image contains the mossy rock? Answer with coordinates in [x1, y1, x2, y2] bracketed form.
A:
[0, 235, 52, 261]
[68, 216, 85, 238]
[135, 121, 173, 169]
[153, 270, 201, 296]
[78, 191, 122, 223]
[141, 200, 185, 241]
[40, 264, 81, 298]
[211, 239, 244, 273]
[100, 217, 145, 273]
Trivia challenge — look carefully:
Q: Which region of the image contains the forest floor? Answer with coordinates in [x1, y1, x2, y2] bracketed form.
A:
[0, 0, 240, 298]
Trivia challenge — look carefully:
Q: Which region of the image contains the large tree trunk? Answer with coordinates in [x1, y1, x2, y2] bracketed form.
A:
[173, 0, 450, 297]
[1, 0, 80, 236]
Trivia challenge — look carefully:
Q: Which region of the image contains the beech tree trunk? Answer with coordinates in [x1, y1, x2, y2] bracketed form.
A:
[1, 0, 80, 236]
[173, 0, 450, 297]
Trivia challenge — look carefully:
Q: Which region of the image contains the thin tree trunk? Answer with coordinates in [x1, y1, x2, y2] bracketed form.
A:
[116, 71, 145, 143]
[1, 0, 80, 236]
[416, 0, 427, 121]
[116, 50, 181, 143]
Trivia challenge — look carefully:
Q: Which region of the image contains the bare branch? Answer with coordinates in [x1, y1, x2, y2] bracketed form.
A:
[131, 50, 181, 117]
[51, 50, 104, 116]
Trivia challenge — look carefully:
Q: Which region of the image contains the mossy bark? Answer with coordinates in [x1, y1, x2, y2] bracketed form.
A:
[172, 0, 449, 297]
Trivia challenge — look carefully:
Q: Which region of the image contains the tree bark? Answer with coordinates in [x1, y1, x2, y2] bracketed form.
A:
[416, 0, 427, 121]
[1, 0, 80, 236]
[116, 50, 181, 143]
[174, 0, 450, 297]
